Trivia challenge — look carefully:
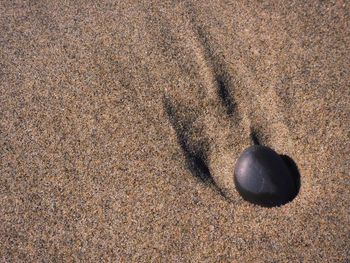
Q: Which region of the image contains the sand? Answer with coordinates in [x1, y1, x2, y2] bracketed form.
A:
[1, 0, 349, 261]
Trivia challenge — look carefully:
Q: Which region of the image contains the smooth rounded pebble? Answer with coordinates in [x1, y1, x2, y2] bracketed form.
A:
[234, 145, 297, 207]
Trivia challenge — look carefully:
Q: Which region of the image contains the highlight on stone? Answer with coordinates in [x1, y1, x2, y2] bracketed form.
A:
[234, 145, 298, 207]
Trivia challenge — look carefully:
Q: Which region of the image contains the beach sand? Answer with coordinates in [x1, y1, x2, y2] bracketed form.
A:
[1, 0, 349, 261]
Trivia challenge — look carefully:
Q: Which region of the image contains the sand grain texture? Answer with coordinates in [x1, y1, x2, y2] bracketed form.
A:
[1, 0, 349, 262]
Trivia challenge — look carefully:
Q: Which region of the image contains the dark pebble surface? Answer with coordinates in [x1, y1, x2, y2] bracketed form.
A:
[234, 145, 297, 207]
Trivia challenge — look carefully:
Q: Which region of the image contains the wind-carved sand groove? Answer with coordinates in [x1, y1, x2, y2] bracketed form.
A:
[163, 95, 227, 198]
[162, 22, 245, 200]
[192, 20, 294, 151]
[217, 75, 236, 116]
[193, 25, 239, 121]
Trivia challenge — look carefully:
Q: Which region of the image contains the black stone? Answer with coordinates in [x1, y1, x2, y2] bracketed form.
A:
[234, 145, 297, 207]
